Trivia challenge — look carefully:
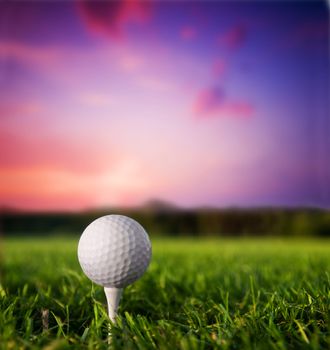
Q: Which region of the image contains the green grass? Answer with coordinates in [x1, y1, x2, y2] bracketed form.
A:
[1, 237, 329, 349]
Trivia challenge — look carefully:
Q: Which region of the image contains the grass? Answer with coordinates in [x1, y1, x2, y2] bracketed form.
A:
[0, 237, 329, 349]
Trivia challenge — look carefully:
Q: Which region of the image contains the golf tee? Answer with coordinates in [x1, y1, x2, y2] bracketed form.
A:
[104, 287, 123, 323]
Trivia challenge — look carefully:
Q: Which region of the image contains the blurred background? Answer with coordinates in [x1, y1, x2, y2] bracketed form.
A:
[1, 0, 329, 237]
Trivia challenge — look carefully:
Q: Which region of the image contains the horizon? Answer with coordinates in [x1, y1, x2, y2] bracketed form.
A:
[1, 197, 329, 215]
[1, 0, 329, 211]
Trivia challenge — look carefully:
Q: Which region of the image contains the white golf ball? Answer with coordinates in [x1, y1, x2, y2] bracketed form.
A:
[77, 215, 151, 288]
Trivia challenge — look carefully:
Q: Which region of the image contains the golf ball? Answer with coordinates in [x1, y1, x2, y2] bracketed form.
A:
[78, 215, 151, 288]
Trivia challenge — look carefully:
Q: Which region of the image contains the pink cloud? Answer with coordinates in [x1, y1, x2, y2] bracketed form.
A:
[77, 0, 151, 40]
[193, 86, 254, 119]
[212, 58, 227, 77]
[180, 26, 197, 40]
[0, 102, 43, 118]
[0, 41, 62, 66]
[0, 192, 95, 212]
[193, 86, 225, 115]
[117, 50, 144, 72]
[0, 127, 117, 175]
[217, 24, 247, 50]
[0, 40, 146, 87]
[221, 102, 254, 118]
[0, 41, 83, 86]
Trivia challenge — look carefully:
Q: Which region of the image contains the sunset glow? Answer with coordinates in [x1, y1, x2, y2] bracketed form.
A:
[0, 1, 329, 211]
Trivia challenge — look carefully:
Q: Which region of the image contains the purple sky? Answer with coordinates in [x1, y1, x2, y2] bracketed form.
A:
[0, 0, 329, 211]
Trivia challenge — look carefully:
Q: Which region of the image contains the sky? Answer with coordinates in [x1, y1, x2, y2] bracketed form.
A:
[0, 0, 329, 211]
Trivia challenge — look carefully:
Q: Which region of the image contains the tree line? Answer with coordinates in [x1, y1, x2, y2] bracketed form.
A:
[1, 207, 329, 237]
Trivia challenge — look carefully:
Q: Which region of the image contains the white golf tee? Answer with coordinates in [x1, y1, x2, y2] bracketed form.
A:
[104, 287, 123, 323]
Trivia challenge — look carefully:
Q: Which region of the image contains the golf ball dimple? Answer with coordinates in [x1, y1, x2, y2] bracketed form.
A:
[78, 215, 152, 288]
